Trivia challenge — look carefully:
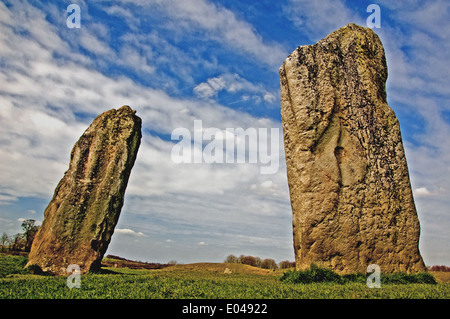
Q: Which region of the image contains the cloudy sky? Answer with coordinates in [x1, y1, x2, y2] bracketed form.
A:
[0, 0, 449, 266]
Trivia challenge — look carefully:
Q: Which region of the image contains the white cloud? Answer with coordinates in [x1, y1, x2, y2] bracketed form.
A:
[103, 5, 140, 31]
[194, 77, 226, 99]
[284, 0, 364, 41]
[118, 45, 156, 75]
[115, 0, 287, 67]
[115, 228, 145, 237]
[414, 187, 431, 197]
[374, 2, 450, 99]
[79, 30, 114, 56]
[193, 73, 277, 105]
[263, 92, 276, 104]
[380, 0, 450, 39]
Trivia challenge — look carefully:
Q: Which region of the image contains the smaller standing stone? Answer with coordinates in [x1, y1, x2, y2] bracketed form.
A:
[26, 106, 142, 275]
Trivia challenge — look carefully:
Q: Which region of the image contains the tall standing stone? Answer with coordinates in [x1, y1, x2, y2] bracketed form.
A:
[279, 24, 425, 273]
[27, 105, 142, 275]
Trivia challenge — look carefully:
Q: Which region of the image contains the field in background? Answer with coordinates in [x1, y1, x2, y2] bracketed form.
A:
[431, 271, 450, 284]
[1, 254, 449, 299]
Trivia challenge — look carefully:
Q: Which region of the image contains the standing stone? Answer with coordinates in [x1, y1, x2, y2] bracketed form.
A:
[27, 105, 141, 275]
[279, 24, 426, 273]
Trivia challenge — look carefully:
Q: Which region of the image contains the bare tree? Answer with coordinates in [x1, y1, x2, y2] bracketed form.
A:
[261, 258, 278, 270]
[279, 260, 296, 269]
[224, 254, 238, 263]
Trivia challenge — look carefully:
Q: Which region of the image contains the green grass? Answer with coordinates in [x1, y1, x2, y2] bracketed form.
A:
[1, 254, 449, 299]
[280, 264, 438, 285]
[280, 264, 343, 284]
[0, 254, 29, 278]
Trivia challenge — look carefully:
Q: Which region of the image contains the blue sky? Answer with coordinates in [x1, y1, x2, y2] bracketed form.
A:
[0, 0, 449, 266]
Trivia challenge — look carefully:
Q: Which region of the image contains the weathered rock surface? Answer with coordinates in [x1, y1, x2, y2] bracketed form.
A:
[279, 23, 426, 273]
[27, 105, 141, 275]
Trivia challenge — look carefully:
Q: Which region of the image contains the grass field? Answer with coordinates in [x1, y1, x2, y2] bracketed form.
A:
[1, 254, 449, 299]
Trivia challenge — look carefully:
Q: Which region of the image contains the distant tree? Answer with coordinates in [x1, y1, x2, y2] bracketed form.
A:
[430, 265, 450, 272]
[279, 260, 296, 269]
[21, 219, 39, 252]
[240, 255, 258, 267]
[224, 254, 238, 263]
[255, 257, 262, 268]
[11, 233, 26, 251]
[261, 258, 278, 270]
[1, 232, 9, 252]
[168, 260, 177, 265]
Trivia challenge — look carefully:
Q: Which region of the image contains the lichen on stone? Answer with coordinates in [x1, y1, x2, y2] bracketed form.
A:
[280, 23, 425, 274]
[26, 105, 142, 275]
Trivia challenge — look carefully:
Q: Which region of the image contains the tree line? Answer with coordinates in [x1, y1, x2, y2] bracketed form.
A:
[1, 219, 39, 253]
[224, 254, 295, 270]
[428, 265, 450, 272]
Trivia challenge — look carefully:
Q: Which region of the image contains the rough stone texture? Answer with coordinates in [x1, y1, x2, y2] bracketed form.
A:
[279, 23, 426, 274]
[26, 105, 141, 275]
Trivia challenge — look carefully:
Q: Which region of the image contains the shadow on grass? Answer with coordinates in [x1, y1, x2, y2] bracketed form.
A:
[280, 264, 437, 285]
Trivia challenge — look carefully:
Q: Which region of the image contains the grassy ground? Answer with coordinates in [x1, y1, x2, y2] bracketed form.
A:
[1, 254, 449, 299]
[431, 271, 450, 284]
